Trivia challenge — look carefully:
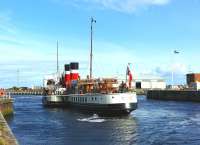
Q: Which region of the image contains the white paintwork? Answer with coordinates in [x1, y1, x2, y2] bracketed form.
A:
[43, 92, 137, 111]
[45, 95, 63, 102]
[65, 71, 70, 75]
[44, 72, 61, 87]
[55, 88, 66, 94]
[70, 70, 78, 73]
[190, 82, 200, 91]
[68, 92, 137, 105]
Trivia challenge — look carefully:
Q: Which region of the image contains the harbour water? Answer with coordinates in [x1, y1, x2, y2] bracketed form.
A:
[6, 95, 200, 145]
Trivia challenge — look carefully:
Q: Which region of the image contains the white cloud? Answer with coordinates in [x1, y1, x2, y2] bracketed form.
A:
[56, 0, 171, 13]
[152, 62, 189, 84]
[93, 0, 170, 13]
[0, 10, 17, 34]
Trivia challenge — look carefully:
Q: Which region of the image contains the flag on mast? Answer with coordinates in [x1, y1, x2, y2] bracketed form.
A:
[126, 63, 133, 88]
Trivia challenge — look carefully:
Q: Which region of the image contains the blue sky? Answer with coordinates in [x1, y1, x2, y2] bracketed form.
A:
[0, 0, 200, 88]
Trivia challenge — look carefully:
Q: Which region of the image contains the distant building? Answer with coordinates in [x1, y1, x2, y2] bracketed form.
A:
[116, 74, 166, 90]
[187, 73, 200, 90]
[134, 79, 166, 90]
[32, 86, 43, 90]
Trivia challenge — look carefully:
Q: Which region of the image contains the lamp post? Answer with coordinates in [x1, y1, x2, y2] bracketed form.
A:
[17, 69, 19, 87]
[171, 50, 180, 88]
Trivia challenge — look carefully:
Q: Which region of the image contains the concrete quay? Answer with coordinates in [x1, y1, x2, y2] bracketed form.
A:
[147, 90, 200, 102]
[0, 96, 18, 145]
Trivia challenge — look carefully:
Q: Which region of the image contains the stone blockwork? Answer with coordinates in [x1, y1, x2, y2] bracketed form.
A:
[0, 113, 18, 145]
[0, 99, 13, 116]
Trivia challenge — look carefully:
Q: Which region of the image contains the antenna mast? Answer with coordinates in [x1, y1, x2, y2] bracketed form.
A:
[90, 17, 96, 80]
[17, 69, 19, 87]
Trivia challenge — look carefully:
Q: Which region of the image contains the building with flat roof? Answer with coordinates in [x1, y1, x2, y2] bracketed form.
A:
[134, 78, 166, 90]
[132, 74, 166, 90]
[187, 73, 200, 90]
[187, 73, 200, 85]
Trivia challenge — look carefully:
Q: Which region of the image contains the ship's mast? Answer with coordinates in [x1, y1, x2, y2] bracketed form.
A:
[57, 40, 59, 73]
[56, 40, 60, 86]
[90, 17, 96, 80]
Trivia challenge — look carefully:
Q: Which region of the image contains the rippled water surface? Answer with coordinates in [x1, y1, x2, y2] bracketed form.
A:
[7, 95, 200, 145]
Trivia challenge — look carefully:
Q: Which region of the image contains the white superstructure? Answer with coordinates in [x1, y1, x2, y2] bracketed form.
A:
[68, 93, 137, 105]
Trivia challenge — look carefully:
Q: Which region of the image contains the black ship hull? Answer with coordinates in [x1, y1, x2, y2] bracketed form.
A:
[42, 93, 137, 116]
[68, 102, 137, 116]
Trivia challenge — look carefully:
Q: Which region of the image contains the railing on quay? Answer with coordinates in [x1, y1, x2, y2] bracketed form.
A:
[6, 91, 43, 96]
